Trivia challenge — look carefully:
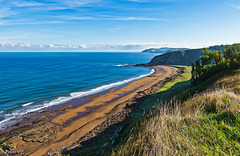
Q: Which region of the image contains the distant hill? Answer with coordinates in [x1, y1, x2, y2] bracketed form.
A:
[147, 44, 227, 66]
[141, 47, 189, 53]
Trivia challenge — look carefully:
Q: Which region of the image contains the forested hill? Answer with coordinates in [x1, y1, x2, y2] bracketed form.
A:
[147, 44, 227, 66]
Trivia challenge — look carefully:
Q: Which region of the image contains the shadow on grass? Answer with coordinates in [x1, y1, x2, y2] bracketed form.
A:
[139, 80, 191, 113]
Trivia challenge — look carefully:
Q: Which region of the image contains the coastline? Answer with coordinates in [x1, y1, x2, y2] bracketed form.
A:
[0, 65, 182, 155]
[0, 66, 154, 132]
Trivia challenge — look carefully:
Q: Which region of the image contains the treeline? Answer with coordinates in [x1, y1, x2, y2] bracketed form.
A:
[191, 44, 240, 85]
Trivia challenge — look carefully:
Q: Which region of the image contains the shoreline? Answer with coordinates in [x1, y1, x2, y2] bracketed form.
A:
[0, 65, 182, 155]
[0, 66, 154, 133]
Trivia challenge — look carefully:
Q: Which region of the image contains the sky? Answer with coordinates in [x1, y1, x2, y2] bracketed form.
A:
[0, 0, 240, 52]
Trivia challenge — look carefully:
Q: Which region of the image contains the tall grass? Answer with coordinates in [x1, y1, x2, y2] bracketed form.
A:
[112, 72, 240, 156]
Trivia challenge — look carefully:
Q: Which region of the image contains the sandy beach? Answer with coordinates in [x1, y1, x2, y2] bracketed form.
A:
[0, 65, 181, 155]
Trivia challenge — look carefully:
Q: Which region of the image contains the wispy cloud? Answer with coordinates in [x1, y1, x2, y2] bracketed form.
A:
[12, 1, 44, 7]
[128, 0, 147, 2]
[0, 19, 73, 25]
[0, 7, 17, 17]
[231, 4, 240, 10]
[100, 16, 163, 21]
[56, 0, 101, 8]
[54, 15, 164, 21]
[0, 0, 166, 27]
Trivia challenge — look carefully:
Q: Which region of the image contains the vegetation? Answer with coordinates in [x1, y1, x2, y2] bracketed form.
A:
[65, 44, 240, 155]
[191, 44, 240, 85]
[147, 44, 227, 66]
[111, 68, 240, 155]
[63, 67, 193, 156]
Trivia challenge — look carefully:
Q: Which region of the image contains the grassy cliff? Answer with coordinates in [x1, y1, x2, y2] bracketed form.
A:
[111, 69, 240, 155]
[147, 45, 227, 66]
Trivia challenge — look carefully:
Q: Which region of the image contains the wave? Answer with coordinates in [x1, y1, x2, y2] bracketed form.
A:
[0, 68, 155, 130]
[71, 68, 154, 98]
[114, 64, 129, 67]
[22, 102, 34, 107]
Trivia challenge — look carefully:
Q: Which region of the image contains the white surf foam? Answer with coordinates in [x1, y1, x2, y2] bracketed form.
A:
[22, 102, 34, 107]
[114, 64, 129, 67]
[0, 68, 155, 130]
[70, 68, 155, 98]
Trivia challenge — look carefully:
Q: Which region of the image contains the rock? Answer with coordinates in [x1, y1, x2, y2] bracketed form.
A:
[0, 148, 9, 156]
[22, 125, 61, 143]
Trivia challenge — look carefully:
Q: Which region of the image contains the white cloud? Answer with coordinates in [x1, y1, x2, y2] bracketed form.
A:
[0, 42, 31, 48]
[12, 1, 44, 7]
[1, 42, 222, 52]
[0, 42, 196, 52]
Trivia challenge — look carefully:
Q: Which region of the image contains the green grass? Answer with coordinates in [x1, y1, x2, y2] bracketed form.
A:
[111, 69, 240, 156]
[142, 66, 191, 109]
[157, 66, 191, 93]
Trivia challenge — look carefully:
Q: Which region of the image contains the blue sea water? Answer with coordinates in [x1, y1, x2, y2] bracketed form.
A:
[0, 52, 157, 130]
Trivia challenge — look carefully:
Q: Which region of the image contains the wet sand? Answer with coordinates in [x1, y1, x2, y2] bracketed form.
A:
[0, 65, 181, 155]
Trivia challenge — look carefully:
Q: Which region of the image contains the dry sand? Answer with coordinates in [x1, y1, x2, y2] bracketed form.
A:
[1, 65, 180, 155]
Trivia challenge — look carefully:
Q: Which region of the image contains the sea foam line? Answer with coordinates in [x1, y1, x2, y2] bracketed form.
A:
[114, 64, 129, 67]
[0, 68, 155, 130]
[22, 102, 34, 107]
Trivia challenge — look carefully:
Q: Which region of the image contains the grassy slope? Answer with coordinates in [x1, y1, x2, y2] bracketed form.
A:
[112, 69, 240, 155]
[142, 66, 191, 111]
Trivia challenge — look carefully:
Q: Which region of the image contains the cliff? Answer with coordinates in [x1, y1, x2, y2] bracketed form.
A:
[147, 45, 226, 66]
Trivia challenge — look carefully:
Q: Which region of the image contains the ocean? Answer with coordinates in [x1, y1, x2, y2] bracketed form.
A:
[0, 52, 157, 130]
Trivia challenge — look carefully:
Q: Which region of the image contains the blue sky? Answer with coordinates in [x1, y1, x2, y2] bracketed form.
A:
[0, 0, 240, 52]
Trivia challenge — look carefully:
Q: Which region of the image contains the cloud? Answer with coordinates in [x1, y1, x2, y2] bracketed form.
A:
[0, 7, 17, 18]
[128, 0, 146, 2]
[12, 1, 44, 7]
[54, 15, 164, 21]
[107, 17, 162, 21]
[0, 42, 30, 48]
[0, 19, 72, 25]
[0, 42, 193, 52]
[38, 0, 101, 10]
[57, 0, 101, 7]
[232, 5, 240, 10]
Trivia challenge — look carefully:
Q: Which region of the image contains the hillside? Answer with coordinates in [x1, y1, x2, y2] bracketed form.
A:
[111, 44, 240, 155]
[141, 47, 189, 53]
[147, 44, 226, 66]
[112, 68, 240, 156]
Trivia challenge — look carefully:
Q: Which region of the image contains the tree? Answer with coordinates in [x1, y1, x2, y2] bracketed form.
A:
[191, 44, 240, 85]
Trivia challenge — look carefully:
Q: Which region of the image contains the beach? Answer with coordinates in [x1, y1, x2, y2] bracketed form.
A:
[0, 65, 181, 155]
